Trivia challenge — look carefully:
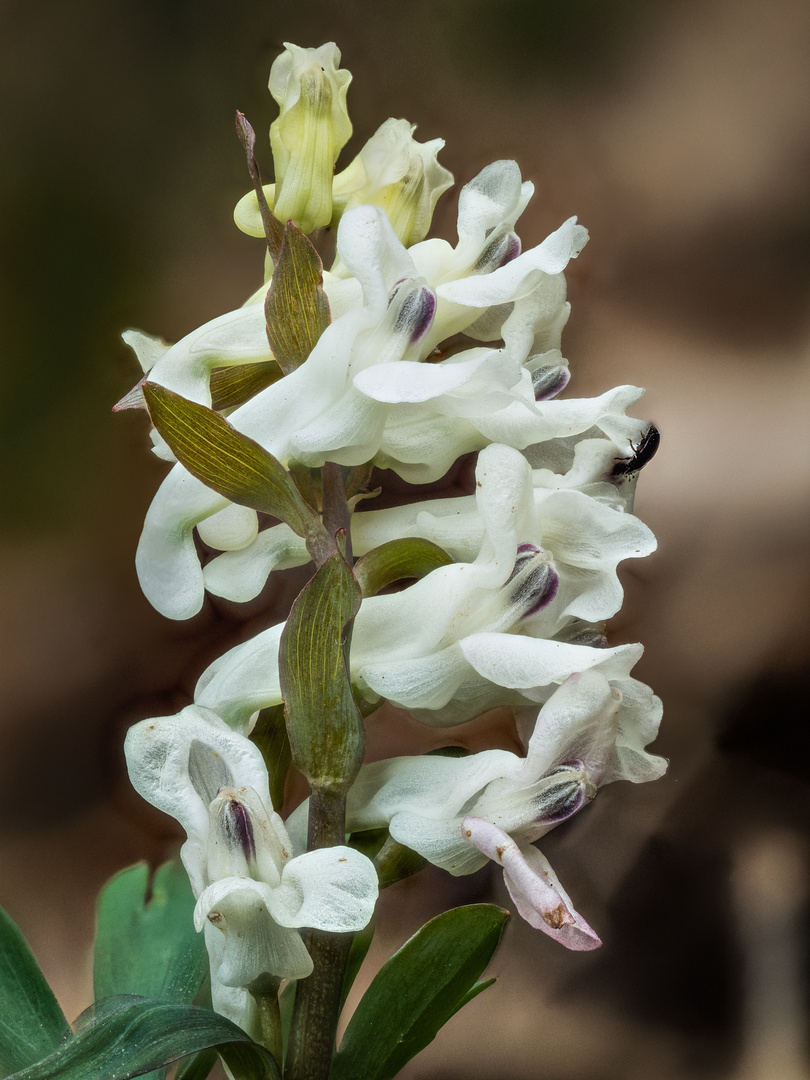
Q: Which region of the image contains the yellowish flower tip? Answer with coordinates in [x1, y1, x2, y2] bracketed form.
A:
[267, 41, 353, 235]
[332, 118, 454, 249]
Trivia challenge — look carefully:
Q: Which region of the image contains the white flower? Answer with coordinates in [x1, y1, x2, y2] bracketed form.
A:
[314, 670, 664, 949]
[203, 421, 654, 605]
[194, 443, 657, 732]
[124, 705, 378, 1034]
[135, 160, 604, 619]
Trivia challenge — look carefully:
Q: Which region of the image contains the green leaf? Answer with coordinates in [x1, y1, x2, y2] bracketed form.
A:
[209, 361, 283, 412]
[279, 551, 365, 789]
[250, 704, 293, 813]
[94, 861, 207, 1005]
[0, 905, 71, 1075]
[338, 921, 375, 1013]
[172, 977, 216, 1080]
[171, 1047, 218, 1080]
[331, 905, 508, 1080]
[353, 538, 454, 598]
[448, 977, 497, 1019]
[265, 222, 330, 375]
[143, 383, 326, 550]
[4, 996, 281, 1080]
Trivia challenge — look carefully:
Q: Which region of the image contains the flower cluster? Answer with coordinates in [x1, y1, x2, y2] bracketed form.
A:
[122, 41, 665, 1040]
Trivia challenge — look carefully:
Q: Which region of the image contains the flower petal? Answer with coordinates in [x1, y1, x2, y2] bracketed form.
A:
[347, 750, 517, 833]
[438, 217, 588, 307]
[196, 877, 314, 983]
[462, 818, 601, 951]
[203, 524, 310, 603]
[459, 634, 643, 692]
[195, 624, 285, 734]
[267, 847, 378, 932]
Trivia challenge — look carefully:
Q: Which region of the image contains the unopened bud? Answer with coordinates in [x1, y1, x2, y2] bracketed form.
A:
[268, 42, 353, 233]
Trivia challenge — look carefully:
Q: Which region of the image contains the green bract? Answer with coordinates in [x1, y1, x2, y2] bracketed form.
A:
[279, 550, 365, 791]
[265, 223, 331, 375]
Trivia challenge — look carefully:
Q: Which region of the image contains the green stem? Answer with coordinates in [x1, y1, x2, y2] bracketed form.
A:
[321, 461, 353, 562]
[249, 984, 283, 1065]
[286, 787, 353, 1080]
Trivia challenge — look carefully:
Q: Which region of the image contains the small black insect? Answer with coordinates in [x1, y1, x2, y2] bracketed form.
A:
[610, 424, 661, 478]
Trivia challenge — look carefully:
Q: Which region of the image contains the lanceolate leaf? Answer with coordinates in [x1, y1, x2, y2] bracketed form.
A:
[279, 550, 364, 789]
[331, 905, 508, 1080]
[353, 538, 454, 598]
[265, 223, 330, 375]
[94, 861, 207, 1005]
[143, 383, 325, 550]
[338, 921, 375, 1013]
[0, 905, 71, 1075]
[4, 996, 281, 1080]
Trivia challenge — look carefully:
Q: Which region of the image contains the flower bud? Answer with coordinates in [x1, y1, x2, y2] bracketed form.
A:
[268, 42, 353, 233]
[332, 118, 453, 247]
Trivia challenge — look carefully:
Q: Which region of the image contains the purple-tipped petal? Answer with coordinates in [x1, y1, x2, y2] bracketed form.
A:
[395, 285, 436, 342]
[532, 363, 571, 401]
[506, 549, 560, 618]
[473, 229, 521, 274]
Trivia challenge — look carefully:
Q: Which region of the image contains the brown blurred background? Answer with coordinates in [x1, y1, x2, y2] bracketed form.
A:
[1, 0, 809, 1077]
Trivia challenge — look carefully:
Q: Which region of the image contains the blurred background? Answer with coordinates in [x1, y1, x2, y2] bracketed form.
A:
[1, 0, 809, 1077]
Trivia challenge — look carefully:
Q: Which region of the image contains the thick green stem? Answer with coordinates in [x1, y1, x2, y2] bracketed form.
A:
[285, 787, 353, 1080]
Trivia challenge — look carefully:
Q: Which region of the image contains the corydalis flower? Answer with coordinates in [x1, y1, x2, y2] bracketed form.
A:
[134, 163, 609, 620]
[236, 116, 454, 251]
[194, 443, 657, 732]
[204, 425, 654, 605]
[325, 670, 663, 949]
[124, 705, 377, 1036]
